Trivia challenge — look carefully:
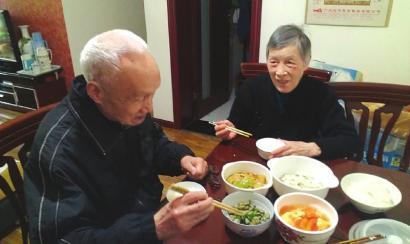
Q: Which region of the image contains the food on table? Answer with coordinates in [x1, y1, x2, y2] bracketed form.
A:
[226, 171, 266, 189]
[280, 173, 324, 190]
[350, 183, 395, 207]
[279, 205, 331, 231]
[228, 200, 270, 225]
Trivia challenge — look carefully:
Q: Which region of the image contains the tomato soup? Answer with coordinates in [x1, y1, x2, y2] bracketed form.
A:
[279, 205, 330, 231]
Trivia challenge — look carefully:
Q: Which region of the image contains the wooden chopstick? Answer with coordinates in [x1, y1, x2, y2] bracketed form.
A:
[336, 234, 385, 244]
[208, 121, 252, 138]
[169, 184, 246, 216]
[212, 200, 246, 216]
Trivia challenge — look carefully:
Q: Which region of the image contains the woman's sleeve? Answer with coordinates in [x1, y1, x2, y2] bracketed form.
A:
[312, 88, 360, 160]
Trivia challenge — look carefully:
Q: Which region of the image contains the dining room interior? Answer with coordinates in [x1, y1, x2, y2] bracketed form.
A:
[1, 0, 410, 243]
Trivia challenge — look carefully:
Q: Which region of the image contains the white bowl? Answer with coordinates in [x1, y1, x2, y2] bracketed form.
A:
[267, 156, 339, 198]
[341, 173, 402, 214]
[256, 138, 285, 160]
[166, 181, 206, 202]
[221, 161, 273, 196]
[221, 191, 274, 237]
[273, 192, 338, 244]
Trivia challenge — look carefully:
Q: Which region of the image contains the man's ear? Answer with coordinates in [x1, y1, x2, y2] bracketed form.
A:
[86, 81, 103, 104]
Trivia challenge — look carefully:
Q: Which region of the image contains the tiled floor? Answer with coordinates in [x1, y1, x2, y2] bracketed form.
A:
[0, 108, 21, 124]
[201, 90, 235, 122]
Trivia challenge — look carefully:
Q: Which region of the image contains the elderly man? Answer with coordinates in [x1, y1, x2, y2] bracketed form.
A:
[24, 29, 213, 243]
[214, 25, 359, 160]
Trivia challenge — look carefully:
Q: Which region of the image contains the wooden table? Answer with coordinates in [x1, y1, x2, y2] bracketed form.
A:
[166, 137, 410, 244]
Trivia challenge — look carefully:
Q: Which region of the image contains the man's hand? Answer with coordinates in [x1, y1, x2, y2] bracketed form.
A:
[180, 156, 208, 180]
[269, 140, 321, 158]
[213, 120, 237, 140]
[154, 191, 214, 240]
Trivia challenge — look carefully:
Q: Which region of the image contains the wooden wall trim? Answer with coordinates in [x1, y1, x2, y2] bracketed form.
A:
[153, 118, 176, 128]
[167, 0, 182, 129]
[249, 0, 262, 62]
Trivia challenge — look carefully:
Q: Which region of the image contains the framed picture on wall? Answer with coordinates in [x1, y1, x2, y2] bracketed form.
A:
[305, 0, 393, 27]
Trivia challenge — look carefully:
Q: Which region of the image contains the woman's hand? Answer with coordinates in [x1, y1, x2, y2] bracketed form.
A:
[213, 120, 237, 140]
[269, 140, 322, 158]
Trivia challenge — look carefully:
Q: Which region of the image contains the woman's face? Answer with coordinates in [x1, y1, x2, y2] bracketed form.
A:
[267, 44, 308, 93]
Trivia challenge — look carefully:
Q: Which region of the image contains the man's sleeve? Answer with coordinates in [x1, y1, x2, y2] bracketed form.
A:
[152, 122, 194, 175]
[25, 165, 161, 244]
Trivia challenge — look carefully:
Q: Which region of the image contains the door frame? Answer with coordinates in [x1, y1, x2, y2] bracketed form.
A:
[166, 0, 262, 128]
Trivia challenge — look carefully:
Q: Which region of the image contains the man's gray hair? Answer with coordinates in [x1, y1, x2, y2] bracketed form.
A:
[266, 25, 311, 64]
[80, 29, 148, 83]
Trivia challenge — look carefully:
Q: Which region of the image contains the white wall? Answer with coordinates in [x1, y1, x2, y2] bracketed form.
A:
[260, 0, 410, 85]
[62, 0, 173, 122]
[61, 0, 147, 75]
[144, 0, 174, 122]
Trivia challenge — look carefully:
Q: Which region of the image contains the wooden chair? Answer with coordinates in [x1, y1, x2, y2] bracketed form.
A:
[0, 103, 57, 244]
[240, 62, 332, 82]
[328, 82, 410, 172]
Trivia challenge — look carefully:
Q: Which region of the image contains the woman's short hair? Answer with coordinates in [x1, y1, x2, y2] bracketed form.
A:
[266, 25, 311, 64]
[80, 29, 148, 84]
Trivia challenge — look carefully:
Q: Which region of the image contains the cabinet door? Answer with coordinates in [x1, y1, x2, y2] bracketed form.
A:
[14, 86, 38, 109]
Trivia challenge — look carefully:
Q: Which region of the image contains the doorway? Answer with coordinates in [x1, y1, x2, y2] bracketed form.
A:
[167, 0, 261, 129]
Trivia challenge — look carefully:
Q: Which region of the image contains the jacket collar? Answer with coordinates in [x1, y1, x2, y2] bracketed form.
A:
[67, 75, 127, 155]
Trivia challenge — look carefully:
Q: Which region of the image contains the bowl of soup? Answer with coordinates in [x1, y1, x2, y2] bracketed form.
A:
[221, 191, 274, 237]
[273, 192, 338, 244]
[267, 156, 339, 198]
[221, 161, 273, 196]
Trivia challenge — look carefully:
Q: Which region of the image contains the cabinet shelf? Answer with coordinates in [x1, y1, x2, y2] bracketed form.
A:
[0, 68, 66, 112]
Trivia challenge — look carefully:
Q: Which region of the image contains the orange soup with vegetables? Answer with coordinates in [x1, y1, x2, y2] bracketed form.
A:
[279, 205, 330, 231]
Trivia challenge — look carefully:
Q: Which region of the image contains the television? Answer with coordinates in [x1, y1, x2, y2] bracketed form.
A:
[0, 9, 22, 73]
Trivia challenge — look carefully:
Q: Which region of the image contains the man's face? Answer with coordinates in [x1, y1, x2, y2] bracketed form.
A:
[267, 44, 308, 93]
[95, 53, 160, 126]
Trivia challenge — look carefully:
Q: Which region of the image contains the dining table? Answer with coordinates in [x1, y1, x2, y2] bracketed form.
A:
[166, 136, 410, 244]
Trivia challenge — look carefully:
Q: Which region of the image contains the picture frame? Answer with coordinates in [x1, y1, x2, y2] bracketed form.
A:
[305, 0, 393, 27]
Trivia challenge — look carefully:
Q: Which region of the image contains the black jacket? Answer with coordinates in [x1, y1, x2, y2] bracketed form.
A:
[229, 74, 360, 159]
[24, 76, 193, 243]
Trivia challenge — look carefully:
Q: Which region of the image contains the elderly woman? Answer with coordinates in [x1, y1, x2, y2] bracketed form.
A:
[214, 24, 359, 160]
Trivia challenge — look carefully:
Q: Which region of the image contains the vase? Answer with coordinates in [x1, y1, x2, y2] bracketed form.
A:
[18, 25, 33, 56]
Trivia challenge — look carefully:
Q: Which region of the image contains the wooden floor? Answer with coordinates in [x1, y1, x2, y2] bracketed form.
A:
[1, 127, 220, 243]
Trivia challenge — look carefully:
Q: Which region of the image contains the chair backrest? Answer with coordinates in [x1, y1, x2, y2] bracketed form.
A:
[328, 82, 410, 172]
[240, 62, 332, 83]
[0, 103, 57, 244]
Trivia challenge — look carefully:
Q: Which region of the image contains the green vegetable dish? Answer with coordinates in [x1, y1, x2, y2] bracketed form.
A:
[228, 201, 270, 225]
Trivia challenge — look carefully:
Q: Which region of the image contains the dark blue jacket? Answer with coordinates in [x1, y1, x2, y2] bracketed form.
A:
[24, 76, 193, 243]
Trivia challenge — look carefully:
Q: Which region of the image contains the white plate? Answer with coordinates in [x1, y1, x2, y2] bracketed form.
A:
[166, 181, 206, 202]
[358, 218, 410, 244]
[348, 220, 370, 239]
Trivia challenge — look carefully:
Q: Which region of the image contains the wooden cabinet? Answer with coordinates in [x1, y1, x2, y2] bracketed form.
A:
[0, 69, 66, 112]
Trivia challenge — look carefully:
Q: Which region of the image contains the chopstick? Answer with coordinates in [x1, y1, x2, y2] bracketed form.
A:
[336, 234, 385, 244]
[208, 121, 252, 138]
[169, 184, 246, 216]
